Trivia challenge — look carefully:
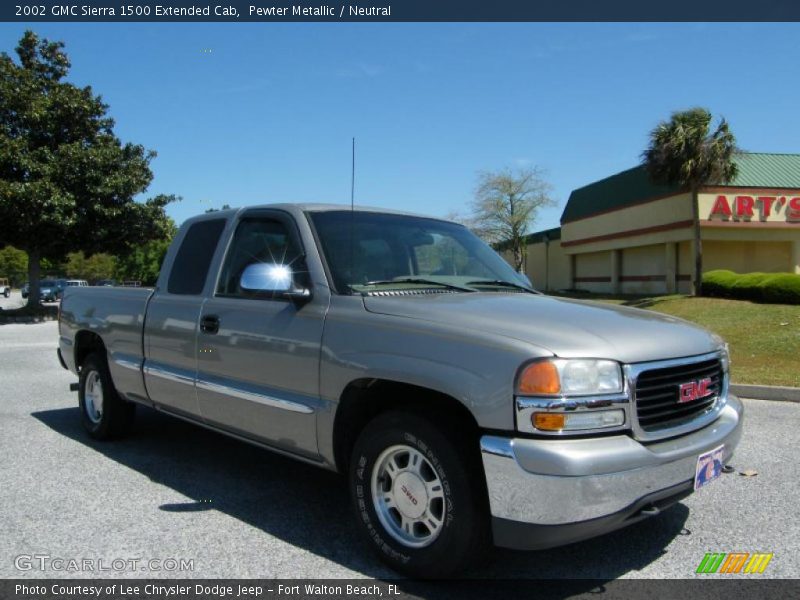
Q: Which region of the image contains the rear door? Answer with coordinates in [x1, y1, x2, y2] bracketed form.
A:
[143, 218, 227, 417]
[195, 210, 328, 458]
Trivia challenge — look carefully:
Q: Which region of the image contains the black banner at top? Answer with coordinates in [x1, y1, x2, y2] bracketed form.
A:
[3, 0, 800, 22]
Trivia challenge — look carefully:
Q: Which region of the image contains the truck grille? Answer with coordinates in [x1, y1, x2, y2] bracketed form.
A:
[634, 358, 723, 432]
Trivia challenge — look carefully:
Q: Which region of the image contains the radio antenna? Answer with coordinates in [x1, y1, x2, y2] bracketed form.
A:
[349, 137, 356, 292]
[351, 137, 355, 210]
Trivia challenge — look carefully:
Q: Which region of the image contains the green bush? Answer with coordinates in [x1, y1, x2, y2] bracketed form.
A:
[760, 273, 800, 304]
[731, 272, 770, 302]
[702, 270, 800, 304]
[703, 270, 739, 298]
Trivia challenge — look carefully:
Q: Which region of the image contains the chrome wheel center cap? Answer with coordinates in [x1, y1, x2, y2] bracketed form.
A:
[393, 472, 427, 519]
[371, 444, 446, 548]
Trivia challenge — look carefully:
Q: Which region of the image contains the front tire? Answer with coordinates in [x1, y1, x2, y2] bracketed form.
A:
[349, 411, 490, 578]
[79, 353, 135, 439]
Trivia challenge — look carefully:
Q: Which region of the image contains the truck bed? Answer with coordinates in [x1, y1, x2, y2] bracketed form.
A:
[59, 286, 154, 403]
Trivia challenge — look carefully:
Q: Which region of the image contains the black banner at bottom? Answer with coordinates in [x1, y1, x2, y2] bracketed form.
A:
[1, 579, 799, 600]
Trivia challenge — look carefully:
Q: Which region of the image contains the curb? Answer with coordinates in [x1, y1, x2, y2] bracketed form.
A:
[730, 384, 800, 403]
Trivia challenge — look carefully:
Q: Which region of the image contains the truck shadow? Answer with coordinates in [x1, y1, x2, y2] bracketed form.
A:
[33, 406, 690, 588]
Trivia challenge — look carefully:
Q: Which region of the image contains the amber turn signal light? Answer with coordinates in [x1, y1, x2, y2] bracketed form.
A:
[532, 412, 565, 431]
[518, 361, 561, 395]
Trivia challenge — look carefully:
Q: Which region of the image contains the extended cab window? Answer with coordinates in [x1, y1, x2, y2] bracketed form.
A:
[216, 218, 305, 298]
[167, 219, 226, 295]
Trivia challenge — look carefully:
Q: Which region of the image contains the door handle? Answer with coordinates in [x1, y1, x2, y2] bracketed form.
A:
[200, 315, 220, 334]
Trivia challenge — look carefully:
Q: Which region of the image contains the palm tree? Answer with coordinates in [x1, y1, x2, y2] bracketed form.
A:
[642, 108, 738, 295]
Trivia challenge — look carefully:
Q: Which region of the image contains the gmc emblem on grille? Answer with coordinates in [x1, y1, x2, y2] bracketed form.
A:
[678, 377, 713, 404]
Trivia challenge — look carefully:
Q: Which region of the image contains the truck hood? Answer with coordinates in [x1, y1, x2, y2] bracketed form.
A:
[363, 293, 721, 364]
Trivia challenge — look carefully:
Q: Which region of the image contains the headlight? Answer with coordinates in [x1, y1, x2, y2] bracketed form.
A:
[518, 359, 623, 396]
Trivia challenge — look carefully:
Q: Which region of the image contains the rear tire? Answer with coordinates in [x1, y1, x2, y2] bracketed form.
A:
[79, 352, 135, 440]
[349, 411, 490, 578]
[3, 289, 9, 298]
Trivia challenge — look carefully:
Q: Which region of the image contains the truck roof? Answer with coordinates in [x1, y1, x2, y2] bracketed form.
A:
[184, 203, 454, 226]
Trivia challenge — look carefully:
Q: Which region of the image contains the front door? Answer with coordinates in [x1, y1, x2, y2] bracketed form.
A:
[195, 212, 328, 458]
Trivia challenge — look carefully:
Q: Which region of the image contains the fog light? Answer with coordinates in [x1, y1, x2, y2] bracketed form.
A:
[563, 410, 625, 431]
[532, 413, 565, 431]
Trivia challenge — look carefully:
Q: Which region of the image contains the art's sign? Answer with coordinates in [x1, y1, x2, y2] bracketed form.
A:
[709, 194, 800, 222]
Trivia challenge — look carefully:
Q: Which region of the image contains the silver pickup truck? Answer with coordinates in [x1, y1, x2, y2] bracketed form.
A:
[58, 204, 743, 577]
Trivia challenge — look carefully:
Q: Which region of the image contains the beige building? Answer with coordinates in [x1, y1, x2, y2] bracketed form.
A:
[522, 153, 800, 294]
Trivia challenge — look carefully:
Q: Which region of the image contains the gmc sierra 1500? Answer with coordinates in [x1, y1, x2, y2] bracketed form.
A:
[58, 204, 743, 577]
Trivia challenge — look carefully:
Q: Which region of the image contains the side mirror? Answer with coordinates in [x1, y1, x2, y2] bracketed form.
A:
[239, 263, 311, 301]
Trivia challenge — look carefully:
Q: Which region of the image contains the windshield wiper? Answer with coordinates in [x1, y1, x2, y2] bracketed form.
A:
[466, 279, 539, 294]
[358, 278, 475, 293]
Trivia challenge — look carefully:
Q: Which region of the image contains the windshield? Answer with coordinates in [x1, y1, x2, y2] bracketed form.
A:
[309, 210, 531, 294]
[40, 280, 57, 287]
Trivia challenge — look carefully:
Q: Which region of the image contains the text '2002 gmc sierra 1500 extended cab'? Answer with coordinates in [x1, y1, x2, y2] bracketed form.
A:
[58, 204, 743, 577]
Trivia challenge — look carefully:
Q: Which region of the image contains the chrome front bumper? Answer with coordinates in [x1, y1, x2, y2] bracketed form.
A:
[481, 395, 744, 549]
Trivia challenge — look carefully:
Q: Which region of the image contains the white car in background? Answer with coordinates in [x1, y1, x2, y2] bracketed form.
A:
[66, 280, 89, 288]
[0, 278, 10, 298]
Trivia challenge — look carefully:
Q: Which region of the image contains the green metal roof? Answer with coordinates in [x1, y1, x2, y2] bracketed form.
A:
[729, 153, 800, 188]
[495, 226, 561, 251]
[561, 152, 800, 224]
[561, 166, 680, 224]
[523, 226, 561, 244]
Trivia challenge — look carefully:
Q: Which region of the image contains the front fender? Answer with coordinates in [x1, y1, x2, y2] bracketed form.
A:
[327, 349, 493, 409]
[316, 297, 551, 466]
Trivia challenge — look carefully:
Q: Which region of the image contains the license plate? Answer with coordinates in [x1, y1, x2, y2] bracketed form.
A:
[694, 444, 725, 490]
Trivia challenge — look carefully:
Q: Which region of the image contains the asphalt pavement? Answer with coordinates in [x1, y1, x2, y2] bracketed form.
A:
[1, 321, 797, 580]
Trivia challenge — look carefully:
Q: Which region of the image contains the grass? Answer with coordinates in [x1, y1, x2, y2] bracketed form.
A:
[554, 293, 800, 387]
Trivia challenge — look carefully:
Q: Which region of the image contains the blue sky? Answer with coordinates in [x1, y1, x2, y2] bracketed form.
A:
[1, 22, 799, 231]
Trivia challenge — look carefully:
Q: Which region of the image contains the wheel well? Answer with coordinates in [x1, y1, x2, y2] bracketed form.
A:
[74, 331, 106, 371]
[332, 378, 481, 473]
